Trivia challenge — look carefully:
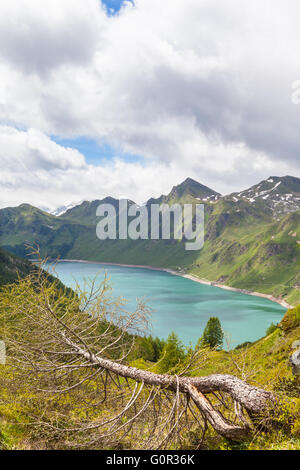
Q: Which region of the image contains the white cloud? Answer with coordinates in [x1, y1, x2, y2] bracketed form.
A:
[0, 0, 299, 208]
[0, 126, 297, 210]
[0, 0, 104, 74]
[0, 126, 86, 172]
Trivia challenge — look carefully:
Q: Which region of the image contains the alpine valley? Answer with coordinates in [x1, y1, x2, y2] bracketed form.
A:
[1, 175, 300, 305]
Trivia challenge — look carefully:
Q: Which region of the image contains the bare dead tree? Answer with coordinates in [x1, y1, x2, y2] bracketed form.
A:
[0, 254, 275, 449]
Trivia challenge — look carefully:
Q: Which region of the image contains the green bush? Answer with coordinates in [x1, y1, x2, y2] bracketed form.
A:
[235, 341, 253, 350]
[279, 305, 300, 333]
[266, 322, 278, 336]
[274, 375, 300, 398]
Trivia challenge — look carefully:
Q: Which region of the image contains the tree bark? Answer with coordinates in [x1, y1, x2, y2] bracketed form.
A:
[67, 338, 274, 440]
[188, 384, 250, 440]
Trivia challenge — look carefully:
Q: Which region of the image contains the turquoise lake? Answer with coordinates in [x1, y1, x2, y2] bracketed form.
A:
[47, 261, 286, 349]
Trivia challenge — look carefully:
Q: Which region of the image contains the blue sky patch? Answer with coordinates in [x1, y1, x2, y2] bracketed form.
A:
[101, 0, 134, 15]
[52, 136, 144, 166]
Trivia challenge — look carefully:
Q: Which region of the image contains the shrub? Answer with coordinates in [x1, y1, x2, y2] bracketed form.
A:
[274, 375, 300, 398]
[279, 305, 300, 333]
[266, 323, 278, 336]
[235, 341, 253, 350]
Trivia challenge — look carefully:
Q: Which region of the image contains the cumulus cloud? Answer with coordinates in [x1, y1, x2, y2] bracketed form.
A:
[0, 126, 86, 172]
[0, 0, 104, 74]
[0, 0, 299, 208]
[0, 126, 191, 209]
[0, 126, 296, 210]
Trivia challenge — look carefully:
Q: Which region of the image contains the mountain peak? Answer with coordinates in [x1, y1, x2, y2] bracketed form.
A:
[181, 177, 200, 185]
[228, 175, 300, 217]
[171, 177, 221, 200]
[147, 178, 221, 205]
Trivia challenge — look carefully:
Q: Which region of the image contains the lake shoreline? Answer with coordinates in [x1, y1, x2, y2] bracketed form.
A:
[55, 259, 293, 310]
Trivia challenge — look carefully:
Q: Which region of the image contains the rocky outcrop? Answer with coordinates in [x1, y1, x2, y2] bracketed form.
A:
[290, 348, 300, 375]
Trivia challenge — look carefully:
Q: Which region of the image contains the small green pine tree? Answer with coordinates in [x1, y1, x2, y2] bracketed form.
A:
[201, 317, 224, 349]
[138, 336, 166, 362]
[157, 332, 185, 373]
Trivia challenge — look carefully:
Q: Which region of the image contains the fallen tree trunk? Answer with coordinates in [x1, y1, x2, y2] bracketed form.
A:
[2, 265, 276, 446]
[66, 337, 274, 440]
[188, 385, 250, 440]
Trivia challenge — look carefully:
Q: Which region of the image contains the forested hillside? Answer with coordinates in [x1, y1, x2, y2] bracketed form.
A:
[0, 248, 32, 285]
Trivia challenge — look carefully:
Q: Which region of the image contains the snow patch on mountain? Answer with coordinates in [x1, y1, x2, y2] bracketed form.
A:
[227, 177, 300, 217]
[51, 202, 84, 217]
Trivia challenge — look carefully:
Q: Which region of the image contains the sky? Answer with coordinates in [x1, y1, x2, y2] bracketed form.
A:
[0, 0, 300, 210]
[101, 1, 133, 14]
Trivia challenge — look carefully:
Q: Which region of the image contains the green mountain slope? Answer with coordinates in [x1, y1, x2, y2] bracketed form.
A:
[188, 208, 300, 305]
[0, 203, 91, 259]
[0, 248, 33, 285]
[1, 176, 300, 304]
[0, 247, 74, 297]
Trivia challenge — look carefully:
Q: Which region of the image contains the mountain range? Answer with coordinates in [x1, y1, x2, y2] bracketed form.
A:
[1, 175, 300, 305]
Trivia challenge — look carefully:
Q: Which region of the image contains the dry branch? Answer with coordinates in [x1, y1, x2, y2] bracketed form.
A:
[0, 255, 276, 448]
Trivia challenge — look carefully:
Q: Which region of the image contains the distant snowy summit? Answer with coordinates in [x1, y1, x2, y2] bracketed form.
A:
[227, 176, 300, 217]
[50, 201, 85, 217]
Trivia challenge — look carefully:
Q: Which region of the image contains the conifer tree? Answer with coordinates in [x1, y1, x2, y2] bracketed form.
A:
[157, 332, 185, 372]
[201, 317, 224, 349]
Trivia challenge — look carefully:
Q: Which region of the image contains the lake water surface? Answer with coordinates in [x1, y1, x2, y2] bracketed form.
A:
[47, 261, 286, 348]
